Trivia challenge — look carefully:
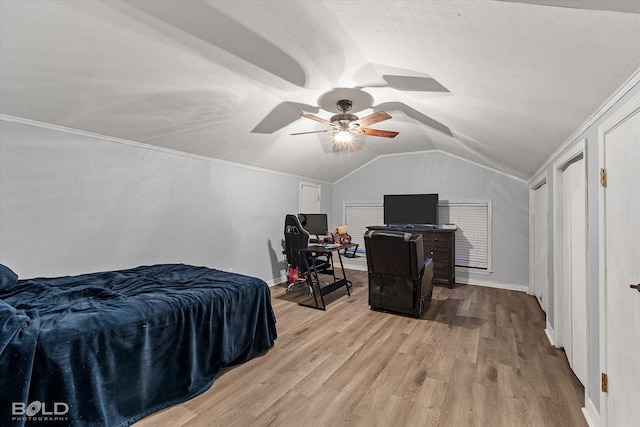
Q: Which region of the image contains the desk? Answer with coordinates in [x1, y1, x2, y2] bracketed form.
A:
[296, 243, 356, 310]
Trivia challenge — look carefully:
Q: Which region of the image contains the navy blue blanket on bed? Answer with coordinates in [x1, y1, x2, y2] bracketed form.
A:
[0, 264, 277, 427]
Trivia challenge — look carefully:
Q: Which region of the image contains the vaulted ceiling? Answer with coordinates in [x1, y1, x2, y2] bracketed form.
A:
[1, 0, 639, 182]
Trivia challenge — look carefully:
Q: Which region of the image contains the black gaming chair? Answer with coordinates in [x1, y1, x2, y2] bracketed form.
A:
[283, 214, 330, 294]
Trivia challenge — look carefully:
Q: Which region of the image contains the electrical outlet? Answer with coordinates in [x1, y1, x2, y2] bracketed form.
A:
[228, 267, 233, 273]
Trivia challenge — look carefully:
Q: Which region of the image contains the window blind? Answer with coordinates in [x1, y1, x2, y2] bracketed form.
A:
[439, 201, 491, 270]
[343, 200, 492, 270]
[344, 202, 383, 248]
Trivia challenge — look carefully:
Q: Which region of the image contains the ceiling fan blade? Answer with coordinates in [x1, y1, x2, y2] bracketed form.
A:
[301, 113, 332, 126]
[358, 128, 399, 138]
[290, 130, 330, 136]
[354, 111, 391, 128]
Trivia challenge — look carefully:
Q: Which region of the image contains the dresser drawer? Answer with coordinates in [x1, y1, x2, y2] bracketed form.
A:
[423, 247, 450, 262]
[423, 232, 451, 249]
[433, 261, 452, 277]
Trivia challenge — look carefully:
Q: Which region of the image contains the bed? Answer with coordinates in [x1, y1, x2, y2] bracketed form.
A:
[0, 263, 277, 427]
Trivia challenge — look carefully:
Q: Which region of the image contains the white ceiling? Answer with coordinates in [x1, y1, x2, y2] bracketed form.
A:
[1, 0, 639, 183]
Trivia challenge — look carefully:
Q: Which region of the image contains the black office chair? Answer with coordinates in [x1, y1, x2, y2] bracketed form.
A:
[283, 214, 330, 294]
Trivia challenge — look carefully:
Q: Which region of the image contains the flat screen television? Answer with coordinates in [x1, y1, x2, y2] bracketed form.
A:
[383, 193, 439, 226]
[298, 213, 329, 236]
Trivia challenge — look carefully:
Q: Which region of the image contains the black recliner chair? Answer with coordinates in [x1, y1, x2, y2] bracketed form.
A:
[364, 230, 434, 318]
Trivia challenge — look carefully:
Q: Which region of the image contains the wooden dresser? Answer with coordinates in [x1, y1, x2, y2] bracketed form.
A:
[367, 226, 455, 288]
[420, 228, 455, 288]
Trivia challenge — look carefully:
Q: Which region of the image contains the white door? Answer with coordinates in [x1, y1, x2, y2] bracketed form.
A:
[562, 158, 588, 386]
[299, 182, 320, 214]
[532, 182, 548, 311]
[602, 105, 640, 426]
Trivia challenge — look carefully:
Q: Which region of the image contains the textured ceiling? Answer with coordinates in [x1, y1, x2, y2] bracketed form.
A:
[1, 0, 639, 182]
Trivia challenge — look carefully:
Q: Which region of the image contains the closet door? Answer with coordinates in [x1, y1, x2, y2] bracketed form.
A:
[601, 104, 640, 426]
[561, 158, 587, 386]
[299, 182, 320, 213]
[532, 183, 548, 311]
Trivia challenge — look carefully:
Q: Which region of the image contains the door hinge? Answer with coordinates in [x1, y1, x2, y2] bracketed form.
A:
[601, 372, 608, 393]
[600, 168, 607, 187]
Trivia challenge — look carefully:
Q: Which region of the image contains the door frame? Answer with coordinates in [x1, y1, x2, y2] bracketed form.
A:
[529, 172, 548, 310]
[552, 138, 586, 352]
[597, 91, 640, 427]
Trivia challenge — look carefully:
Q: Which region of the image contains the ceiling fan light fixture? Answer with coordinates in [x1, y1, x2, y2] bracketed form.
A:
[334, 129, 353, 145]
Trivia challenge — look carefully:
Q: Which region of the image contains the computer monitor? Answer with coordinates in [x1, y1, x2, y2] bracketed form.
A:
[298, 213, 329, 237]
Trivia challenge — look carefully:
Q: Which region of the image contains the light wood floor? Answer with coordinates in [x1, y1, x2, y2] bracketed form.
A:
[134, 270, 587, 427]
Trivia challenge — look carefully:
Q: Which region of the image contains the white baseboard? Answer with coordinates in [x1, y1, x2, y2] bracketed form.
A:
[455, 277, 528, 293]
[266, 275, 287, 287]
[342, 261, 529, 293]
[582, 397, 601, 427]
[341, 257, 368, 271]
[286, 257, 528, 296]
[545, 322, 557, 347]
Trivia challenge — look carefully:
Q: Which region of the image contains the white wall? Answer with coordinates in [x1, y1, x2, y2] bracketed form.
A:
[0, 119, 332, 283]
[332, 151, 530, 288]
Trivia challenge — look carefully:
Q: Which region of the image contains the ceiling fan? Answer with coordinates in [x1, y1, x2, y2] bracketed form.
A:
[290, 99, 398, 152]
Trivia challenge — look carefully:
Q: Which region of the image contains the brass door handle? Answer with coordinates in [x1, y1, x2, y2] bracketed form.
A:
[631, 284, 640, 293]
